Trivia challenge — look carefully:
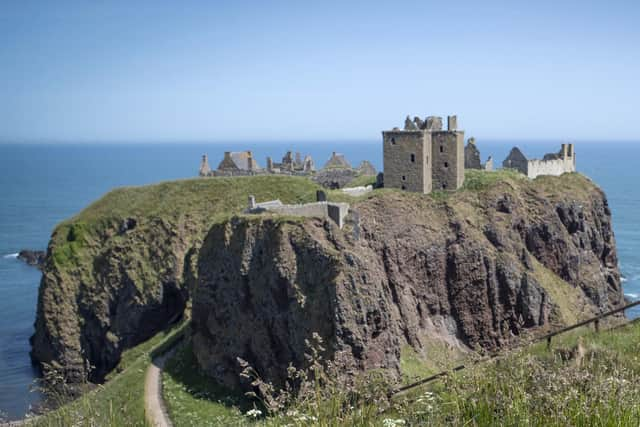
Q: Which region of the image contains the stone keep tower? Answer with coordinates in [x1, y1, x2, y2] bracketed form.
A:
[382, 115, 464, 193]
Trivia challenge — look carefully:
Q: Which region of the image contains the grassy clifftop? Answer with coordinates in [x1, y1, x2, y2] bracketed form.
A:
[50, 176, 323, 268]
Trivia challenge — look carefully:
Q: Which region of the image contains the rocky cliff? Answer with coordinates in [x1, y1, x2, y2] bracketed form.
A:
[32, 172, 624, 389]
[191, 172, 624, 390]
[30, 176, 320, 383]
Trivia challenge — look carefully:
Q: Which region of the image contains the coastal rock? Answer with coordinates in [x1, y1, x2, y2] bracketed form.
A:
[30, 217, 197, 383]
[17, 250, 46, 269]
[191, 174, 624, 391]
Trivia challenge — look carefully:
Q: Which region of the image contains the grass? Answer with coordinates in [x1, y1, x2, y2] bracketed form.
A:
[461, 168, 526, 192]
[50, 175, 322, 269]
[162, 341, 250, 426]
[344, 174, 377, 188]
[39, 318, 640, 426]
[32, 320, 188, 427]
[399, 341, 467, 385]
[157, 320, 640, 426]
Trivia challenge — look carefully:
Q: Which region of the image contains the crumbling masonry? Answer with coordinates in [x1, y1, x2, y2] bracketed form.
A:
[503, 144, 576, 179]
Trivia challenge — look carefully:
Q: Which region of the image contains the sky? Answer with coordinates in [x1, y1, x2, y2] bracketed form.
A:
[1, 0, 639, 143]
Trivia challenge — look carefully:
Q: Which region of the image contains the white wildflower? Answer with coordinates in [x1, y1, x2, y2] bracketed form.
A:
[382, 419, 406, 427]
[245, 408, 262, 418]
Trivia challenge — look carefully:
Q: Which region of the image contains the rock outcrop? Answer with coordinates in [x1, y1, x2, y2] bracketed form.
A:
[191, 173, 623, 391]
[30, 217, 194, 383]
[18, 250, 46, 269]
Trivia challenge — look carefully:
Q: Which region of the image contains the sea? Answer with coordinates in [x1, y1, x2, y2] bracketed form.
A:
[0, 141, 639, 420]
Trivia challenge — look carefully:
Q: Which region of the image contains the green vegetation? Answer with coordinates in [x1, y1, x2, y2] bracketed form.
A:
[344, 174, 377, 188]
[50, 175, 322, 268]
[33, 321, 188, 427]
[400, 342, 467, 385]
[156, 321, 640, 426]
[461, 168, 526, 192]
[162, 342, 249, 426]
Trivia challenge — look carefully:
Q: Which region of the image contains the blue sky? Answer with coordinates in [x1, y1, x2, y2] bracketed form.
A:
[1, 0, 639, 142]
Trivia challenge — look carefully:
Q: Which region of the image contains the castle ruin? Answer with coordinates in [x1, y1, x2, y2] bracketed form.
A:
[503, 144, 576, 179]
[266, 151, 315, 174]
[382, 114, 464, 193]
[464, 137, 493, 171]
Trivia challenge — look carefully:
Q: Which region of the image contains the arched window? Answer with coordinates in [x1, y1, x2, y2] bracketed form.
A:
[444, 162, 449, 168]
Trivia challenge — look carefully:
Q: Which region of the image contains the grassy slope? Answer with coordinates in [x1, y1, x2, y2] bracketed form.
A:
[33, 321, 187, 427]
[157, 320, 640, 427]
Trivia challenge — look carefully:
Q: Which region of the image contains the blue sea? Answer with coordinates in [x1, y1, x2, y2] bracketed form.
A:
[0, 141, 639, 420]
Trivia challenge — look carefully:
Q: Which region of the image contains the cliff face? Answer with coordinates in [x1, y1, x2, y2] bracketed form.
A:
[192, 173, 623, 390]
[30, 176, 321, 383]
[31, 216, 196, 382]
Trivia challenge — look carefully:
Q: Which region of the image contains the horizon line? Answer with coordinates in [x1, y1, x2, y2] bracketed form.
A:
[1, 138, 639, 146]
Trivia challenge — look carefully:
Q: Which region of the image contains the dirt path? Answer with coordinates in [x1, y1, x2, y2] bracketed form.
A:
[144, 349, 176, 427]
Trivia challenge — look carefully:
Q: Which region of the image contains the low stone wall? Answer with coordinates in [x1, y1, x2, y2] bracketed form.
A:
[248, 201, 350, 228]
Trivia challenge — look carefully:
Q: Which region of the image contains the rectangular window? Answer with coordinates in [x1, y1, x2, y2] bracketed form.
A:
[444, 162, 449, 168]
[402, 175, 406, 181]
[440, 146, 444, 153]
[410, 153, 415, 163]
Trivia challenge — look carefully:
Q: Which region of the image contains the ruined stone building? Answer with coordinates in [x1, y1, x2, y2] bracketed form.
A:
[266, 151, 315, 174]
[199, 154, 211, 177]
[382, 115, 465, 193]
[215, 151, 261, 175]
[464, 138, 493, 171]
[199, 149, 376, 186]
[503, 144, 576, 179]
[323, 152, 352, 169]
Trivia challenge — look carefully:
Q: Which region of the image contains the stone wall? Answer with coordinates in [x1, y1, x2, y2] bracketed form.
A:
[431, 131, 465, 191]
[464, 141, 481, 169]
[248, 201, 350, 228]
[526, 156, 575, 179]
[382, 130, 431, 193]
[504, 145, 576, 179]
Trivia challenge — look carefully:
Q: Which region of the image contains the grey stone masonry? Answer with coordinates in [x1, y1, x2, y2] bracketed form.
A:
[382, 114, 465, 194]
[199, 154, 211, 177]
[503, 144, 576, 179]
[245, 196, 350, 228]
[432, 128, 465, 191]
[464, 138, 482, 169]
[382, 130, 432, 193]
